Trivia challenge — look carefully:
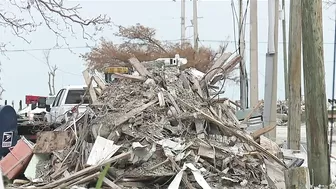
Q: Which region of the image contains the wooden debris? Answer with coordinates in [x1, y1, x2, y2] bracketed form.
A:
[33, 131, 74, 154]
[114, 99, 158, 126]
[82, 70, 98, 103]
[17, 58, 292, 189]
[103, 177, 122, 189]
[204, 53, 232, 83]
[251, 124, 277, 140]
[195, 119, 206, 138]
[129, 58, 152, 77]
[113, 73, 146, 81]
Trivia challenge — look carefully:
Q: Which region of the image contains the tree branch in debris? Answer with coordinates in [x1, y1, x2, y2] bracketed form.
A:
[81, 24, 223, 73]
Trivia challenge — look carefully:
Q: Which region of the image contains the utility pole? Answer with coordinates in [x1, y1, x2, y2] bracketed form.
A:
[181, 0, 186, 48]
[282, 0, 289, 101]
[288, 0, 301, 150]
[301, 0, 330, 185]
[239, 0, 248, 109]
[263, 0, 278, 141]
[250, 0, 258, 107]
[193, 0, 199, 52]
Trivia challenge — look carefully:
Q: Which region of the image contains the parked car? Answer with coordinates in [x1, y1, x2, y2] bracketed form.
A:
[45, 85, 90, 124]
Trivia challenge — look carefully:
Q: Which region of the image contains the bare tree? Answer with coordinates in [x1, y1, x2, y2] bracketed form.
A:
[43, 49, 57, 96]
[0, 0, 111, 98]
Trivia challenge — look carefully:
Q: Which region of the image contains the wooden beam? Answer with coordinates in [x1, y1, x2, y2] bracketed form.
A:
[82, 70, 97, 103]
[204, 52, 231, 83]
[128, 58, 151, 77]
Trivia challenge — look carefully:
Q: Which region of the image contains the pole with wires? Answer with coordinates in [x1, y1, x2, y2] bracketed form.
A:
[328, 5, 336, 188]
[238, 0, 248, 109]
[301, 0, 330, 185]
[193, 0, 199, 53]
[181, 0, 186, 48]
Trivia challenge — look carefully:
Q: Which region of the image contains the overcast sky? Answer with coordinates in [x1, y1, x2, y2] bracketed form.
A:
[0, 0, 335, 108]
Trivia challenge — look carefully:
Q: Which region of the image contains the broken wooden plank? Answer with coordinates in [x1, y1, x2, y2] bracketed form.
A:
[103, 177, 122, 189]
[93, 75, 106, 90]
[128, 58, 151, 77]
[251, 124, 277, 140]
[210, 55, 242, 85]
[68, 172, 100, 188]
[114, 99, 158, 126]
[204, 53, 232, 83]
[94, 87, 102, 96]
[191, 76, 204, 98]
[82, 70, 98, 103]
[113, 73, 146, 81]
[195, 119, 205, 139]
[241, 100, 263, 124]
[158, 92, 165, 107]
[39, 152, 132, 189]
[166, 92, 182, 114]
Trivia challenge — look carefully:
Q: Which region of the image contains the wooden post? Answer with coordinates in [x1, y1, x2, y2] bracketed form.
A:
[301, 0, 330, 185]
[288, 0, 302, 150]
[284, 167, 310, 189]
[282, 0, 289, 101]
[250, 0, 258, 108]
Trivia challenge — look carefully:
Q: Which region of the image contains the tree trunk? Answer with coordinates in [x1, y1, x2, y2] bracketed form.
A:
[301, 0, 330, 185]
[48, 72, 53, 96]
[52, 73, 56, 95]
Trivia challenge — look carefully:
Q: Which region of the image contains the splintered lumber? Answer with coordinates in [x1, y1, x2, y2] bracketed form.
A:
[113, 73, 146, 81]
[114, 99, 158, 126]
[129, 58, 152, 77]
[251, 124, 277, 140]
[103, 177, 122, 189]
[204, 53, 232, 83]
[210, 55, 242, 85]
[241, 101, 263, 124]
[175, 97, 287, 168]
[93, 75, 107, 90]
[37, 152, 131, 189]
[83, 70, 98, 103]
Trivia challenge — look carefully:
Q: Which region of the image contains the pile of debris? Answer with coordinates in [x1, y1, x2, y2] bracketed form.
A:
[4, 56, 288, 189]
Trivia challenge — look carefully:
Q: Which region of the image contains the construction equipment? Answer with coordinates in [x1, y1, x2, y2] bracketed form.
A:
[104, 66, 133, 83]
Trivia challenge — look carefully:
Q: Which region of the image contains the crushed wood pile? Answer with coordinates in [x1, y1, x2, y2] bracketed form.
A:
[6, 55, 289, 189]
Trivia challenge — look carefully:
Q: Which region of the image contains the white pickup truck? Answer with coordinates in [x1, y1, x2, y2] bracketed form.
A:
[45, 85, 90, 124]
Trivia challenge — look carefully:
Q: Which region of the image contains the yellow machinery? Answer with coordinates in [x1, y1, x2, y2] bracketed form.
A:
[104, 66, 133, 83]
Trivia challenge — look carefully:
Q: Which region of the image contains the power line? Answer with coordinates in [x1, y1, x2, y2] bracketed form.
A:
[3, 46, 92, 52]
[2, 39, 336, 53]
[24, 51, 82, 76]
